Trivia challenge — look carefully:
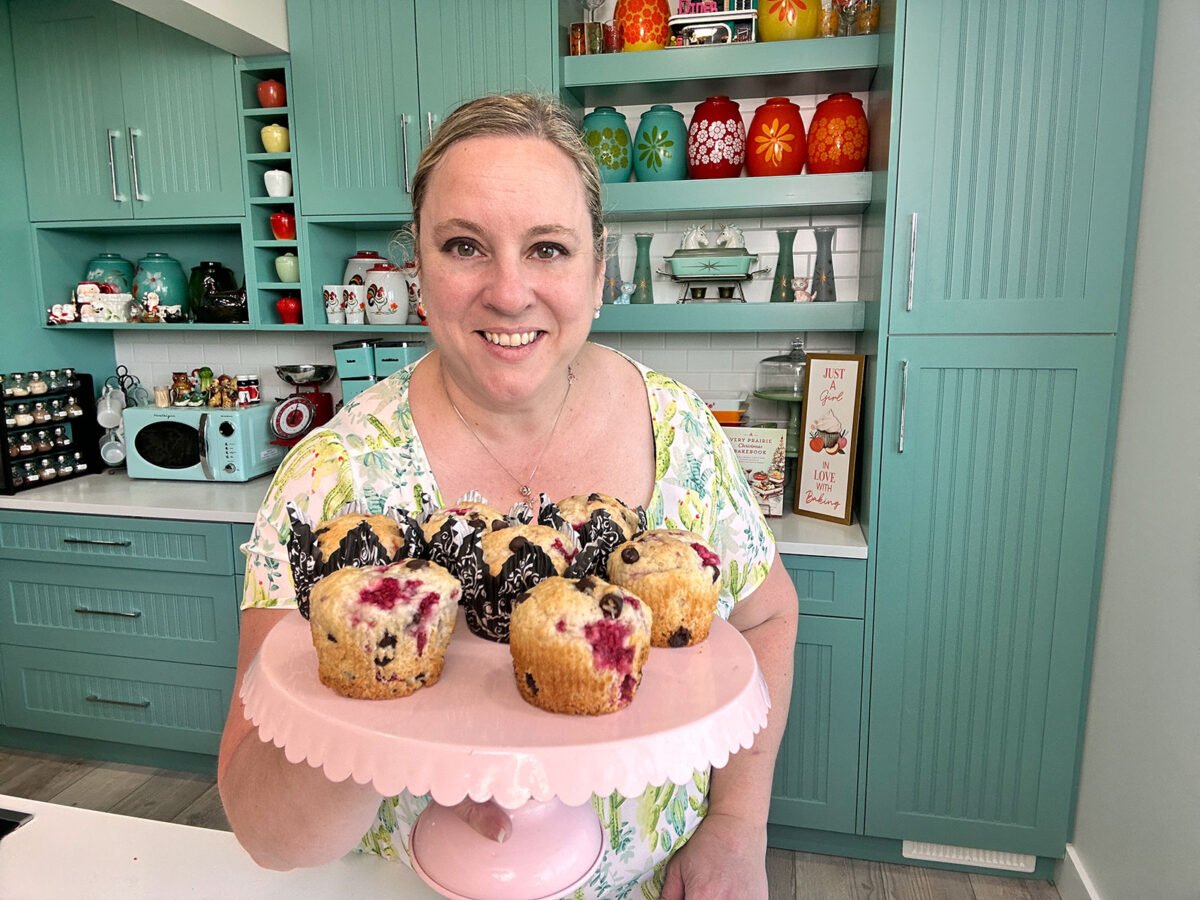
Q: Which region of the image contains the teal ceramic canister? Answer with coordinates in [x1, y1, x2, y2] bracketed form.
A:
[133, 252, 188, 312]
[582, 106, 633, 183]
[83, 252, 135, 292]
[633, 104, 688, 182]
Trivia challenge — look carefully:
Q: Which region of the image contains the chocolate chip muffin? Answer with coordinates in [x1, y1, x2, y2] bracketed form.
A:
[606, 529, 721, 648]
[510, 575, 652, 715]
[481, 523, 577, 577]
[308, 559, 461, 700]
[555, 493, 641, 542]
[420, 501, 508, 543]
[313, 513, 407, 564]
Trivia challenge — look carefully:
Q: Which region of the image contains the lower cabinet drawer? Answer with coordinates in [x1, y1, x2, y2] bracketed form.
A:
[1, 645, 233, 756]
[770, 615, 864, 835]
[782, 555, 867, 618]
[0, 561, 238, 666]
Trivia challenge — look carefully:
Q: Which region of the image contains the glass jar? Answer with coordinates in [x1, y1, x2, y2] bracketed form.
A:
[4, 405, 15, 428]
[27, 371, 48, 395]
[16, 432, 34, 456]
[13, 404, 33, 427]
[38, 458, 57, 481]
[34, 430, 53, 453]
[56, 454, 74, 476]
[72, 451, 89, 473]
[8, 372, 28, 397]
[52, 426, 70, 448]
[46, 368, 62, 390]
[50, 399, 67, 421]
[6, 435, 18, 458]
[9, 465, 25, 488]
[66, 395, 83, 418]
[22, 461, 39, 484]
[755, 338, 808, 398]
[31, 402, 51, 425]
[61, 367, 77, 388]
[0, 373, 6, 397]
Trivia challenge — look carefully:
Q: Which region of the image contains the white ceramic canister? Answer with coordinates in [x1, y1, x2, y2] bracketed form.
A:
[341, 250, 385, 287]
[364, 263, 407, 324]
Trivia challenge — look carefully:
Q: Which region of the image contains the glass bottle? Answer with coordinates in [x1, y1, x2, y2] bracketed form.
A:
[22, 461, 39, 483]
[9, 464, 25, 488]
[602, 233, 624, 304]
[56, 454, 74, 476]
[0, 374, 7, 397]
[72, 451, 89, 473]
[16, 432, 34, 456]
[4, 405, 15, 428]
[811, 226, 837, 301]
[6, 436, 19, 458]
[630, 233, 654, 304]
[770, 228, 797, 303]
[34, 430, 53, 453]
[38, 458, 57, 481]
[27, 371, 48, 395]
[46, 369, 62, 390]
[32, 402, 51, 425]
[52, 426, 70, 448]
[13, 404, 33, 427]
[8, 373, 28, 397]
[61, 368, 76, 388]
[66, 396, 83, 418]
[50, 399, 67, 421]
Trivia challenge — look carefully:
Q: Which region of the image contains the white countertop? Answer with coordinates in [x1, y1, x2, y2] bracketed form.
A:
[0, 471, 867, 559]
[0, 794, 439, 899]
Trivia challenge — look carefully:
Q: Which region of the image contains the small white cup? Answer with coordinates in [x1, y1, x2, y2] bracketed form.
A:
[96, 385, 126, 430]
[263, 169, 292, 197]
[99, 430, 126, 466]
[323, 284, 346, 324]
[342, 284, 365, 325]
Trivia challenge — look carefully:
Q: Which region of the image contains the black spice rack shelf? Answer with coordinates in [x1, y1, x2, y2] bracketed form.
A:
[1, 372, 101, 494]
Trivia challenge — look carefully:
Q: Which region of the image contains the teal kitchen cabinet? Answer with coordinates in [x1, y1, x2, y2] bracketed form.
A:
[887, 0, 1155, 335]
[10, 0, 244, 222]
[865, 335, 1117, 857]
[287, 0, 556, 217]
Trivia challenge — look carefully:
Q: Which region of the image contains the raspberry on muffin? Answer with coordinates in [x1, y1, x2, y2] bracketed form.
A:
[509, 575, 652, 715]
[606, 529, 721, 648]
[482, 523, 577, 577]
[308, 559, 461, 700]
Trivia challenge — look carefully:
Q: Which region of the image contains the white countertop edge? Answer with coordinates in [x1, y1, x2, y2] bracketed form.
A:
[770, 515, 868, 560]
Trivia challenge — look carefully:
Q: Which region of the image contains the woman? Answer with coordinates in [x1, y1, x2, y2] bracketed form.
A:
[218, 93, 798, 899]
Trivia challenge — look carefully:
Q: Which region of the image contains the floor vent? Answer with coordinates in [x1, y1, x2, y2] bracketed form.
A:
[901, 840, 1036, 873]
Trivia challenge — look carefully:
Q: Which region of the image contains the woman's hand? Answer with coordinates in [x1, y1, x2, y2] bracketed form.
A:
[660, 812, 767, 900]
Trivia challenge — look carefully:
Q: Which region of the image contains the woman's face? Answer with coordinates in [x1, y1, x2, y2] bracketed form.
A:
[416, 135, 603, 407]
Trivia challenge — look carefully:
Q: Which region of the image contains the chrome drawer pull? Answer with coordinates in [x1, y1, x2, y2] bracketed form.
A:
[86, 694, 150, 709]
[74, 607, 142, 619]
[63, 537, 132, 547]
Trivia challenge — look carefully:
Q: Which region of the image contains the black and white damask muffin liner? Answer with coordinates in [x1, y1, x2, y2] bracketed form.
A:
[537, 494, 648, 578]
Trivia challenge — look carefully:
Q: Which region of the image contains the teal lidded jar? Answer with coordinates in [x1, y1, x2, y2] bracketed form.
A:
[133, 252, 188, 312]
[633, 104, 687, 182]
[582, 106, 633, 183]
[83, 252, 135, 293]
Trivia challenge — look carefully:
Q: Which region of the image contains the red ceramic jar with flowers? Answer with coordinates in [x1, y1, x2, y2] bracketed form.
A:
[686, 96, 746, 180]
[613, 0, 670, 51]
[806, 93, 869, 174]
[747, 97, 806, 177]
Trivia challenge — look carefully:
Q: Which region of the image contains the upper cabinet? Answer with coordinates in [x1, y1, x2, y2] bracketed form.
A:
[288, 0, 556, 218]
[888, 0, 1154, 334]
[10, 0, 244, 222]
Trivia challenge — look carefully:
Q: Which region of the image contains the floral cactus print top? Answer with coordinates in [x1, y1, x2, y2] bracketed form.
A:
[241, 349, 775, 899]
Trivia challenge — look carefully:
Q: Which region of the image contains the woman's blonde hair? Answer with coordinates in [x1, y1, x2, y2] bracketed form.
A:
[407, 93, 605, 261]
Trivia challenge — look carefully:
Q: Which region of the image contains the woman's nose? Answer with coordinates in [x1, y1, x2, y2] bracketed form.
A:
[481, 253, 535, 314]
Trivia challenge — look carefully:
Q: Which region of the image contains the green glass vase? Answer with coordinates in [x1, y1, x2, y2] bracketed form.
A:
[631, 233, 654, 304]
[770, 228, 797, 302]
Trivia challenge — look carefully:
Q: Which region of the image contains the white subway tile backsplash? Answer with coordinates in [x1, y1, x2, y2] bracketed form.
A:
[689, 348, 732, 372]
[641, 350, 690, 376]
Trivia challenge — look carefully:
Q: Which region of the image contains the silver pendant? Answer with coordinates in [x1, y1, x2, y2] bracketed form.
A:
[520, 484, 532, 498]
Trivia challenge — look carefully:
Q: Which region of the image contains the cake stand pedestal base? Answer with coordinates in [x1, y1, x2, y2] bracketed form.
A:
[411, 798, 602, 900]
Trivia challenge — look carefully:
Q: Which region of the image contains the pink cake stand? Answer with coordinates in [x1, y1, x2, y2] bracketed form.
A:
[242, 610, 769, 900]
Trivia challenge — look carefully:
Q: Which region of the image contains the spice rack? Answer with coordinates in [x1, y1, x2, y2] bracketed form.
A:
[1, 373, 101, 494]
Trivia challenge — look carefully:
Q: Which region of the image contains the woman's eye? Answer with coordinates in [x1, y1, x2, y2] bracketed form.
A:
[445, 240, 478, 258]
[531, 243, 566, 260]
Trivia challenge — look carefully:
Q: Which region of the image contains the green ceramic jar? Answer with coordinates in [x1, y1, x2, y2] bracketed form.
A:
[633, 104, 687, 182]
[582, 106, 633, 184]
[83, 252, 135, 293]
[133, 252, 188, 312]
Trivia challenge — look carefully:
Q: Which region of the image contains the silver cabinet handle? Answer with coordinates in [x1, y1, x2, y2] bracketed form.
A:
[127, 127, 148, 202]
[898, 359, 909, 453]
[75, 607, 142, 619]
[106, 129, 127, 202]
[63, 537, 132, 547]
[905, 213, 918, 312]
[400, 114, 411, 194]
[86, 694, 149, 709]
[425, 111, 435, 144]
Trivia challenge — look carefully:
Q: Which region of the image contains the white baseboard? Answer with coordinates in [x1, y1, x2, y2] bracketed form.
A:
[1055, 844, 1103, 900]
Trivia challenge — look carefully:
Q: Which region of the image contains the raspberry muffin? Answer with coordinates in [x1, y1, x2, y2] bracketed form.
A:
[606, 529, 721, 648]
[313, 513, 407, 564]
[555, 493, 641, 542]
[482, 523, 577, 577]
[510, 575, 652, 715]
[420, 501, 508, 543]
[308, 559, 461, 699]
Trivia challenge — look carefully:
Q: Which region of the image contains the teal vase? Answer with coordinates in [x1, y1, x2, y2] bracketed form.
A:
[133, 252, 188, 312]
[582, 106, 633, 183]
[83, 253, 134, 293]
[602, 233, 624, 304]
[770, 228, 797, 303]
[631, 233, 654, 304]
[633, 104, 687, 182]
[812, 226, 837, 301]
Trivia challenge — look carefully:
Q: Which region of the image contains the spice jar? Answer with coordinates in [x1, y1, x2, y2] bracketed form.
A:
[46, 369, 62, 390]
[32, 402, 51, 425]
[27, 371, 48, 395]
[16, 432, 34, 456]
[34, 430, 53, 453]
[66, 395, 83, 418]
[61, 367, 76, 388]
[4, 405, 15, 428]
[72, 451, 89, 473]
[22, 461, 40, 484]
[0, 374, 6, 397]
[56, 454, 74, 476]
[13, 404, 33, 427]
[8, 373, 28, 397]
[52, 426, 70, 448]
[38, 458, 57, 481]
[6, 436, 18, 458]
[50, 399, 67, 421]
[9, 465, 25, 488]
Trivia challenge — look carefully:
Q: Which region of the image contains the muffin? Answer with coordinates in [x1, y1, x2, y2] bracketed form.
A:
[308, 559, 461, 700]
[555, 493, 640, 542]
[606, 529, 721, 648]
[510, 575, 652, 715]
[420, 501, 508, 543]
[313, 513, 408, 564]
[482, 523, 577, 577]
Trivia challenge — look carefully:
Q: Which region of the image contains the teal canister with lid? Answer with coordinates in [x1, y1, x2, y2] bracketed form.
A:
[582, 106, 633, 183]
[83, 252, 135, 292]
[633, 104, 687, 182]
[133, 252, 188, 312]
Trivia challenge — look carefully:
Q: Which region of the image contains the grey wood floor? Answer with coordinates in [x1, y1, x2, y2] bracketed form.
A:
[0, 747, 1061, 899]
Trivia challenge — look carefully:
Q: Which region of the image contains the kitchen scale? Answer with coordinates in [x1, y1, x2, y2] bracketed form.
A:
[270, 365, 337, 447]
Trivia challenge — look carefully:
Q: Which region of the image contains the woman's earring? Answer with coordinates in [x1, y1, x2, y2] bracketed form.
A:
[593, 306, 601, 319]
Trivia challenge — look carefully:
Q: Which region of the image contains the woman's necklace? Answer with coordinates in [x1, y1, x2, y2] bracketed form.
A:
[442, 363, 577, 499]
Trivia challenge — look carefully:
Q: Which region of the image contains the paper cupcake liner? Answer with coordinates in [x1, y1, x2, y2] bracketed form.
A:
[539, 496, 648, 578]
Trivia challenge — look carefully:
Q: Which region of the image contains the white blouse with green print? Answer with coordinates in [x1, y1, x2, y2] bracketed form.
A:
[241, 349, 775, 899]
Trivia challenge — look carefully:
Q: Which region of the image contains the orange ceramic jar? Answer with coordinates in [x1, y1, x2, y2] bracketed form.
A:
[806, 93, 869, 174]
[747, 97, 806, 177]
[614, 0, 671, 52]
[757, 0, 821, 42]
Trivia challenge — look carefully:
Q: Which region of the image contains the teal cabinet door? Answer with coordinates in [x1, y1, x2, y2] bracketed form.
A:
[414, 0, 557, 140]
[866, 335, 1116, 856]
[770, 615, 863, 835]
[10, 0, 132, 222]
[115, 6, 244, 219]
[288, 0, 421, 216]
[890, 0, 1154, 334]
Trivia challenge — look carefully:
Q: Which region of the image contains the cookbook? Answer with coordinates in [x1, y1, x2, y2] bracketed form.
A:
[722, 426, 787, 517]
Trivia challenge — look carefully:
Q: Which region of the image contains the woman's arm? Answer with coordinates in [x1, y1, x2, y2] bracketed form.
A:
[662, 552, 799, 899]
[217, 608, 383, 870]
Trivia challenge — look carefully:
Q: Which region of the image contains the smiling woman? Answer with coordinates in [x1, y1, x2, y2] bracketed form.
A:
[219, 93, 798, 900]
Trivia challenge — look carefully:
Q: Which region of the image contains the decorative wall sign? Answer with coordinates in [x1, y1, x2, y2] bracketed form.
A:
[794, 353, 865, 524]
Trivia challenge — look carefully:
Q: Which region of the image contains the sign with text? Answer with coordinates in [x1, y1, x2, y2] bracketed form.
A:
[795, 354, 865, 525]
